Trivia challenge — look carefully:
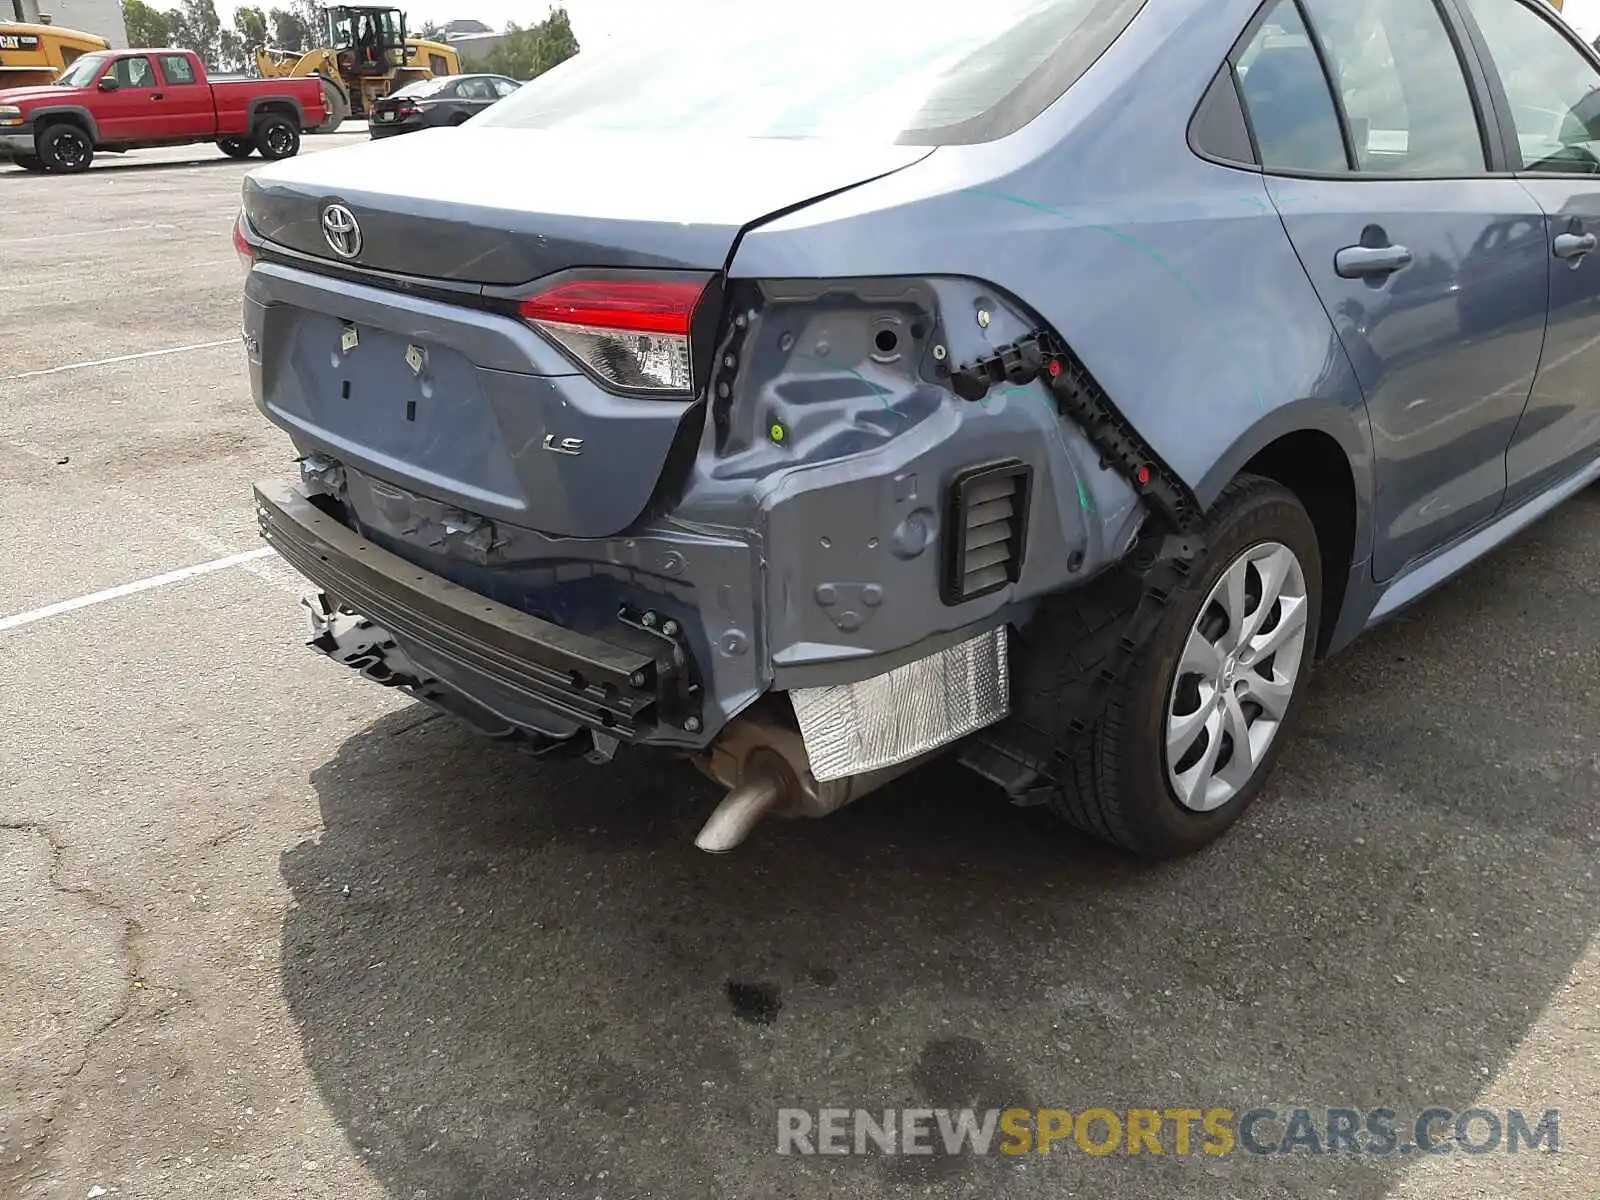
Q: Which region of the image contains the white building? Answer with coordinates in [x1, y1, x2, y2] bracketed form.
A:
[7, 0, 129, 47]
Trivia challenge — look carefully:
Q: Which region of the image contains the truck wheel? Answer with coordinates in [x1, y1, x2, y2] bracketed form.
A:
[313, 77, 348, 134]
[37, 123, 94, 173]
[217, 137, 255, 159]
[255, 114, 301, 161]
[1018, 476, 1322, 858]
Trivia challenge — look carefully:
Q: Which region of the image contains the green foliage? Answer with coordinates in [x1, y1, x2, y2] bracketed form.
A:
[216, 28, 244, 69]
[166, 0, 221, 61]
[266, 6, 310, 51]
[121, 0, 172, 48]
[467, 7, 579, 81]
[234, 6, 269, 47]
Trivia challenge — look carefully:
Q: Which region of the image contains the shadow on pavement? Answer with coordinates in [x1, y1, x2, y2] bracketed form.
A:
[281, 493, 1600, 1199]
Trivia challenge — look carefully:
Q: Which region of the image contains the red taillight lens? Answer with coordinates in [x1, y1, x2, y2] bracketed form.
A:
[520, 280, 704, 335]
[518, 277, 708, 395]
[233, 210, 255, 273]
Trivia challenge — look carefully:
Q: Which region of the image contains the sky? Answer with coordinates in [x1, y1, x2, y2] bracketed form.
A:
[1563, 0, 1600, 41]
[225, 0, 658, 46]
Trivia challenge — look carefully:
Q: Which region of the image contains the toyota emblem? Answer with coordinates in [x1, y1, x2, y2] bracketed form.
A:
[321, 203, 362, 259]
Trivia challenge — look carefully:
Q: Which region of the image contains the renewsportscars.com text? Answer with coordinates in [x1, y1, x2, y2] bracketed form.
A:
[777, 1106, 1560, 1157]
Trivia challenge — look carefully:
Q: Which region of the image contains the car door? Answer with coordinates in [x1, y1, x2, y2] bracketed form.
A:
[454, 77, 495, 117]
[1457, 0, 1600, 501]
[96, 55, 166, 141]
[1237, 0, 1549, 582]
[153, 53, 212, 139]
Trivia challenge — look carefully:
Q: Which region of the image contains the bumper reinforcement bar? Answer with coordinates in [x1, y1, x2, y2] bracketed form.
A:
[253, 480, 684, 740]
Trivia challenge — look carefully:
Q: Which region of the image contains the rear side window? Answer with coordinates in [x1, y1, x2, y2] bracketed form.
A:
[1302, 0, 1486, 174]
[1234, 0, 1349, 172]
[492, 78, 519, 98]
[110, 56, 157, 89]
[475, 0, 1151, 145]
[1462, 0, 1600, 172]
[159, 55, 196, 85]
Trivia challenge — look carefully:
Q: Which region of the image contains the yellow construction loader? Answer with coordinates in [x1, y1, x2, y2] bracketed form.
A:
[254, 5, 460, 133]
[0, 20, 110, 87]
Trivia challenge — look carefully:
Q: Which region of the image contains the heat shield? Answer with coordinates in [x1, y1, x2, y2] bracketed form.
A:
[790, 627, 1010, 782]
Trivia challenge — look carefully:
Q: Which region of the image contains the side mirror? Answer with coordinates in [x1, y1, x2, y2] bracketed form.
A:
[97, 76, 120, 92]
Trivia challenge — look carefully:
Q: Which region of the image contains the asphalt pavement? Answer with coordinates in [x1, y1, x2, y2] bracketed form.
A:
[1, 134, 1598, 1200]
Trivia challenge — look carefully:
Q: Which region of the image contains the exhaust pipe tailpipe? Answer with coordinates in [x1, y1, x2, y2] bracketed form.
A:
[690, 711, 933, 853]
[694, 775, 784, 854]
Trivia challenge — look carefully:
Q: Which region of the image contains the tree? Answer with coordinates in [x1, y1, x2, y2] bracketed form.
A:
[266, 7, 309, 50]
[469, 7, 579, 82]
[415, 20, 445, 41]
[167, 0, 221, 60]
[217, 29, 245, 70]
[121, 0, 172, 47]
[234, 6, 268, 48]
[291, 0, 325, 44]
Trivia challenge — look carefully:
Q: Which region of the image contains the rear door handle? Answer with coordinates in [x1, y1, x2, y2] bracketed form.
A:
[1553, 232, 1596, 260]
[1335, 244, 1413, 279]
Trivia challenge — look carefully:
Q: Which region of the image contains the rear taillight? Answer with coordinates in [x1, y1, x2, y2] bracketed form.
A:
[518, 277, 708, 396]
[233, 211, 255, 273]
[396, 102, 421, 117]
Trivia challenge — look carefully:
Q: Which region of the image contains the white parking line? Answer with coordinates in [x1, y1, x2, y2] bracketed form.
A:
[0, 259, 236, 294]
[0, 548, 276, 633]
[4, 222, 178, 244]
[11, 339, 236, 380]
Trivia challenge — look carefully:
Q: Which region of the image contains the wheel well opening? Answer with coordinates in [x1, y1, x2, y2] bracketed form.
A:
[1242, 431, 1355, 657]
[254, 103, 295, 125]
[39, 113, 90, 135]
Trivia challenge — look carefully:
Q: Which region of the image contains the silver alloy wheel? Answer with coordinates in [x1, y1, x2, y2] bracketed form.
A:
[1165, 540, 1309, 813]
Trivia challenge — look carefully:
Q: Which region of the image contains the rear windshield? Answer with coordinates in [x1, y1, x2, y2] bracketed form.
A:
[394, 77, 452, 98]
[476, 0, 1150, 145]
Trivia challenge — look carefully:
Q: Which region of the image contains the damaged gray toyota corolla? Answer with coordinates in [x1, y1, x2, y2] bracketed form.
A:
[237, 0, 1600, 856]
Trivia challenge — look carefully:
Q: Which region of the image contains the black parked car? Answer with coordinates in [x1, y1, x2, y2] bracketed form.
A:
[368, 74, 522, 138]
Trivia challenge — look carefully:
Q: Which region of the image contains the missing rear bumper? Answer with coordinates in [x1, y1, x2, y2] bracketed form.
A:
[256, 480, 704, 743]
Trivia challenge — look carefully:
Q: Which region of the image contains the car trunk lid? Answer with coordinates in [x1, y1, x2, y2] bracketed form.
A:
[243, 126, 933, 284]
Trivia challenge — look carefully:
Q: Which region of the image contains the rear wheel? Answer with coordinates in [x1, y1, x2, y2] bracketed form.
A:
[1022, 476, 1322, 858]
[255, 114, 301, 161]
[217, 136, 255, 159]
[313, 77, 348, 134]
[37, 123, 93, 173]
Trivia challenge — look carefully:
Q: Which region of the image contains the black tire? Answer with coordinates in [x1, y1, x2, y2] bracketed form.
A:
[1019, 475, 1322, 858]
[12, 154, 46, 172]
[313, 76, 348, 134]
[255, 114, 301, 161]
[218, 136, 256, 159]
[37, 122, 94, 173]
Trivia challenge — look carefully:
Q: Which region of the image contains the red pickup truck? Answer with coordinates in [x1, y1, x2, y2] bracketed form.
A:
[0, 48, 326, 173]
